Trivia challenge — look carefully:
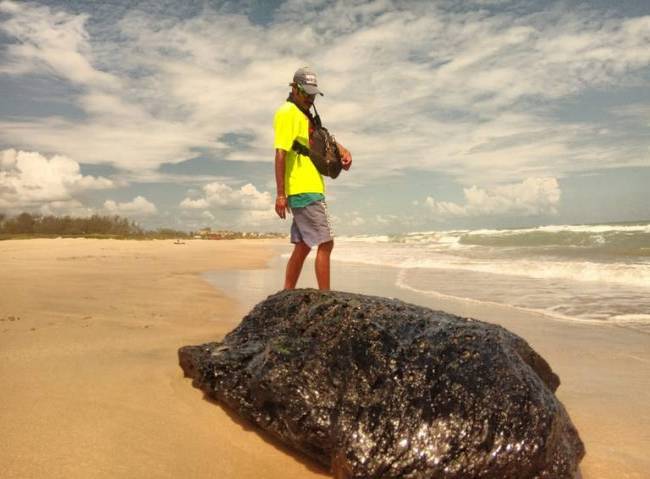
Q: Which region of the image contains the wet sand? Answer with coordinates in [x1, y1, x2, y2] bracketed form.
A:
[1, 238, 648, 478]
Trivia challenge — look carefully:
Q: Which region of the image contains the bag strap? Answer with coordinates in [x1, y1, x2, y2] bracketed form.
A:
[286, 96, 323, 127]
[291, 139, 310, 156]
[287, 96, 318, 156]
[311, 104, 322, 128]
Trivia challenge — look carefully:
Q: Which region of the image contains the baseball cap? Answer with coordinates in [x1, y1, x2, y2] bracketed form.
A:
[292, 66, 323, 96]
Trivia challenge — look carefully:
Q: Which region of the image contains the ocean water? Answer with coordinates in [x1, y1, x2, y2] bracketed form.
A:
[334, 222, 650, 334]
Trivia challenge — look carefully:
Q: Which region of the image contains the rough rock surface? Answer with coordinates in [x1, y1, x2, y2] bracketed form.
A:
[179, 289, 584, 478]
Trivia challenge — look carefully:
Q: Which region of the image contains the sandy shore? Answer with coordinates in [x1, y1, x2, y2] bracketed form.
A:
[0, 238, 328, 479]
[2, 239, 648, 478]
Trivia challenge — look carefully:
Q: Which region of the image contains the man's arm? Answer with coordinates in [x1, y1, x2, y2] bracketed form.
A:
[274, 148, 288, 219]
[337, 143, 352, 171]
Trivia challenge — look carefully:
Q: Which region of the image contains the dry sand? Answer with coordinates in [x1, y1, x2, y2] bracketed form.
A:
[0, 238, 328, 479]
[2, 238, 648, 478]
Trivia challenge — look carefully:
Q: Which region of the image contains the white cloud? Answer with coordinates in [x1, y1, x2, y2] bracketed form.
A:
[238, 208, 278, 226]
[0, 1, 648, 232]
[179, 197, 208, 209]
[0, 0, 116, 86]
[180, 182, 272, 211]
[0, 1, 648, 185]
[424, 177, 561, 218]
[0, 1, 223, 172]
[375, 214, 401, 225]
[1, 149, 17, 168]
[0, 148, 113, 212]
[38, 199, 95, 218]
[103, 196, 157, 216]
[179, 181, 277, 230]
[201, 210, 215, 221]
[330, 211, 366, 234]
[346, 212, 367, 227]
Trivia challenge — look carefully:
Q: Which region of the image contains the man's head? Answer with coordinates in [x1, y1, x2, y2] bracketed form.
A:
[290, 66, 323, 110]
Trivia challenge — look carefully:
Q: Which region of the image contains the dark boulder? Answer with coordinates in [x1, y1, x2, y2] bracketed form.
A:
[179, 289, 584, 478]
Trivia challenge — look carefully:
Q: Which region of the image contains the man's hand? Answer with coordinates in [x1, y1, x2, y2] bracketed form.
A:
[275, 195, 288, 219]
[274, 149, 288, 219]
[338, 143, 352, 171]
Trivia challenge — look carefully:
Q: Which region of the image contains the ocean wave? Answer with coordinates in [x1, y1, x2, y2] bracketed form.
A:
[393, 269, 607, 326]
[462, 223, 650, 236]
[458, 230, 650, 256]
[608, 314, 650, 333]
[394, 270, 650, 333]
[334, 246, 650, 289]
[339, 222, 650, 257]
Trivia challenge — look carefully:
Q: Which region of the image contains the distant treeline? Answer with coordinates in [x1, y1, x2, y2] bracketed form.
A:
[0, 212, 190, 239]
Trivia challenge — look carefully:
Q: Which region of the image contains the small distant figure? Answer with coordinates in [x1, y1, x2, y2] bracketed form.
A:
[273, 67, 352, 290]
[173, 239, 185, 245]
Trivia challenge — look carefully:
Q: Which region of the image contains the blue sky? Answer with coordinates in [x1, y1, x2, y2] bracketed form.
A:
[0, 0, 649, 234]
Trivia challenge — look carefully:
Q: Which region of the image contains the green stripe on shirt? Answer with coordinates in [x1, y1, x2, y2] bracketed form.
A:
[288, 193, 325, 208]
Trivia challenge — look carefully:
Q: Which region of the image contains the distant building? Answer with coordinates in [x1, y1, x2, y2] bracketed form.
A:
[195, 228, 286, 240]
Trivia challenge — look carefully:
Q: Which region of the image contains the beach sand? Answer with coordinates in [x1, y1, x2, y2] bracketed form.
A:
[2, 239, 648, 478]
[0, 238, 328, 479]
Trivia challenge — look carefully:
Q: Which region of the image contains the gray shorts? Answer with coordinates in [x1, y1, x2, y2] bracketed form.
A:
[290, 200, 333, 247]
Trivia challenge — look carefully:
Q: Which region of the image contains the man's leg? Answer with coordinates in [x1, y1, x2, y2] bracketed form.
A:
[284, 241, 311, 289]
[315, 240, 334, 290]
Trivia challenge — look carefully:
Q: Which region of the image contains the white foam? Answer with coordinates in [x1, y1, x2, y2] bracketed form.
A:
[535, 224, 650, 234]
[448, 259, 650, 289]
[335, 234, 392, 243]
[339, 223, 650, 252]
[334, 242, 650, 289]
[462, 223, 650, 236]
[339, 222, 650, 243]
[609, 314, 650, 324]
[608, 314, 650, 334]
[393, 269, 608, 326]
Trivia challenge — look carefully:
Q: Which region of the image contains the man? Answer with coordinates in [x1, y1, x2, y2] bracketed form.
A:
[273, 66, 352, 290]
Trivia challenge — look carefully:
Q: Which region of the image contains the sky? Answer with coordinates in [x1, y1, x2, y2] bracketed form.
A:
[0, 0, 649, 234]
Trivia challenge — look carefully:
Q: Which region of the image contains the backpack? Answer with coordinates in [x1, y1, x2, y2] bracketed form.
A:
[290, 102, 343, 179]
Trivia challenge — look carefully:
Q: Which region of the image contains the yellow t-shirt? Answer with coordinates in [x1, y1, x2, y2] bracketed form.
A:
[273, 101, 325, 196]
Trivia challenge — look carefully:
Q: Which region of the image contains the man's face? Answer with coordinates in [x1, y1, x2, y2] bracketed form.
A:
[294, 84, 316, 109]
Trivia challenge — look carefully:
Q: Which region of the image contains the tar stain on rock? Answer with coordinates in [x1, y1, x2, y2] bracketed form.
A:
[179, 289, 584, 478]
